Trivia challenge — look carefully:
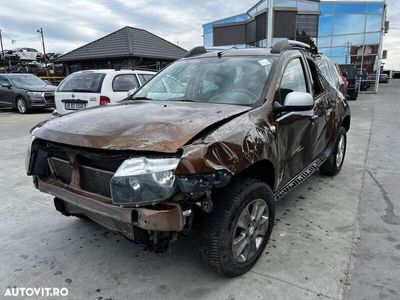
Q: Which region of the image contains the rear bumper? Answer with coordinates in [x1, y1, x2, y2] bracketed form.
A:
[37, 178, 186, 235]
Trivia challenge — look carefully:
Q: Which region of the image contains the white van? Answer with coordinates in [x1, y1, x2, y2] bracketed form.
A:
[54, 69, 155, 115]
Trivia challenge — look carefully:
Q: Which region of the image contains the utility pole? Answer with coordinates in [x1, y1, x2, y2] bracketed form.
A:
[266, 0, 274, 48]
[37, 27, 48, 76]
[0, 29, 6, 73]
[345, 42, 352, 64]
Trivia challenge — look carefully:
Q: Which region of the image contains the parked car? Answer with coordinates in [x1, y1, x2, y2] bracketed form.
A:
[0, 49, 19, 61]
[315, 55, 347, 98]
[13, 48, 39, 61]
[54, 69, 155, 115]
[341, 73, 349, 96]
[26, 40, 351, 276]
[0, 73, 56, 113]
[339, 64, 360, 100]
[379, 73, 389, 83]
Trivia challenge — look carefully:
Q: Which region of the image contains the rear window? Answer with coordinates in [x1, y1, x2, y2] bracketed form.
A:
[57, 72, 105, 93]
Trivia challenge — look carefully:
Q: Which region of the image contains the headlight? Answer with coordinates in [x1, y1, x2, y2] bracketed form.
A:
[110, 157, 180, 207]
[25, 135, 36, 174]
[26, 91, 42, 96]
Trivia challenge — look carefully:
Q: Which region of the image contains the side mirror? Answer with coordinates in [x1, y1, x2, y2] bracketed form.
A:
[127, 87, 138, 97]
[1, 83, 11, 88]
[274, 92, 314, 113]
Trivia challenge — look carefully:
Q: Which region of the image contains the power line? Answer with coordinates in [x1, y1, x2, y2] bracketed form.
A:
[1, 31, 41, 45]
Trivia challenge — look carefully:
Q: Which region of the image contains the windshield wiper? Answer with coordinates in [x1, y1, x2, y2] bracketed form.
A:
[129, 96, 153, 100]
[170, 99, 197, 103]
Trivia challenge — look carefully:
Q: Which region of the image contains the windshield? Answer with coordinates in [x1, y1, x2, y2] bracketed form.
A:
[133, 56, 274, 106]
[57, 72, 106, 93]
[9, 74, 46, 86]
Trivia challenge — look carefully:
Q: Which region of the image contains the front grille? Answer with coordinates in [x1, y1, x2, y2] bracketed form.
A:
[36, 140, 176, 200]
[48, 157, 114, 198]
[43, 92, 55, 104]
[79, 164, 114, 197]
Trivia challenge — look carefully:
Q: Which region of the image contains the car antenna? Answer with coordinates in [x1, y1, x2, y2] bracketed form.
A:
[217, 45, 238, 58]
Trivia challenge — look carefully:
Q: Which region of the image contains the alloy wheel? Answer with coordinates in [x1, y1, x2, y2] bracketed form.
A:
[232, 199, 269, 263]
[336, 134, 345, 168]
[17, 98, 27, 114]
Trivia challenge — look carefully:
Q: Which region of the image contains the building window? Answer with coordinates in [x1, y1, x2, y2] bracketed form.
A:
[296, 15, 318, 38]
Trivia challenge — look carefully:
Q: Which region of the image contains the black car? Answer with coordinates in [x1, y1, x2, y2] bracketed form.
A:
[339, 64, 360, 100]
[0, 73, 56, 114]
[379, 74, 389, 83]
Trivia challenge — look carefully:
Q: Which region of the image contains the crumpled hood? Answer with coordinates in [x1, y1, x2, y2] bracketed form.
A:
[33, 101, 250, 153]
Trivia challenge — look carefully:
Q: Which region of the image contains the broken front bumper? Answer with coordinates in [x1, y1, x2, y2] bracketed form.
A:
[37, 178, 186, 238]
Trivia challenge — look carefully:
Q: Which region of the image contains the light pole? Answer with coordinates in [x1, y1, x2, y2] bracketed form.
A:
[266, 0, 274, 48]
[0, 29, 6, 73]
[37, 27, 48, 76]
[345, 42, 352, 64]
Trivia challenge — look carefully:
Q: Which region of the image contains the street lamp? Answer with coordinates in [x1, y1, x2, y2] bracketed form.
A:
[345, 42, 352, 64]
[37, 27, 48, 76]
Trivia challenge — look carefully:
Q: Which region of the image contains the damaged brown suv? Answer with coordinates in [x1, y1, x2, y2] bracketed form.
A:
[26, 40, 351, 277]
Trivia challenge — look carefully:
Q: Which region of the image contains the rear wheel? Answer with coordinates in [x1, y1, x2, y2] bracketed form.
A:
[349, 90, 358, 100]
[16, 97, 29, 114]
[201, 178, 275, 277]
[320, 127, 347, 176]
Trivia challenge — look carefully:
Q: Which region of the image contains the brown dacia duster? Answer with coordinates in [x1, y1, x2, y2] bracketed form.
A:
[26, 40, 351, 276]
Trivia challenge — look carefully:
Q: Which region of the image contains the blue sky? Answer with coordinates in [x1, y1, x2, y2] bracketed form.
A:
[0, 0, 399, 69]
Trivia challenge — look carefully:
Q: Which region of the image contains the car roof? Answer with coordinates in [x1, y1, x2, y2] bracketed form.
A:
[184, 47, 276, 59]
[73, 69, 156, 75]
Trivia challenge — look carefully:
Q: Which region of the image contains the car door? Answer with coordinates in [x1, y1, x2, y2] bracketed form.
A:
[0, 76, 15, 108]
[304, 57, 330, 159]
[274, 56, 318, 188]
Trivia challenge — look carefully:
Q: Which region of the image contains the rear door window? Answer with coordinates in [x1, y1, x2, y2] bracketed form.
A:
[112, 74, 139, 92]
[307, 59, 324, 96]
[57, 73, 105, 93]
[138, 74, 154, 84]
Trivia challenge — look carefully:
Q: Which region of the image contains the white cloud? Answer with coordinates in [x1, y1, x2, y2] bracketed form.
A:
[0, 0, 399, 69]
[0, 0, 249, 54]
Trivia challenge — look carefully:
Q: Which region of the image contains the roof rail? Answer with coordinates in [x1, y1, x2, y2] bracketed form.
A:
[271, 39, 315, 54]
[184, 46, 207, 58]
[133, 67, 156, 72]
[288, 40, 310, 50]
[114, 66, 156, 72]
[271, 40, 291, 54]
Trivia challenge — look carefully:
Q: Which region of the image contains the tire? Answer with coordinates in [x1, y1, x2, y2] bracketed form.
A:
[349, 91, 358, 100]
[201, 178, 275, 277]
[16, 97, 29, 114]
[320, 127, 347, 176]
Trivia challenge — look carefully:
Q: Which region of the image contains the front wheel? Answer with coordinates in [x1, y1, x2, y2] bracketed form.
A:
[16, 97, 29, 114]
[320, 127, 347, 176]
[201, 178, 275, 277]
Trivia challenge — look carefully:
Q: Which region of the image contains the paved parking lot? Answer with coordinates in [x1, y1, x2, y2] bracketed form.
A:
[0, 82, 399, 300]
